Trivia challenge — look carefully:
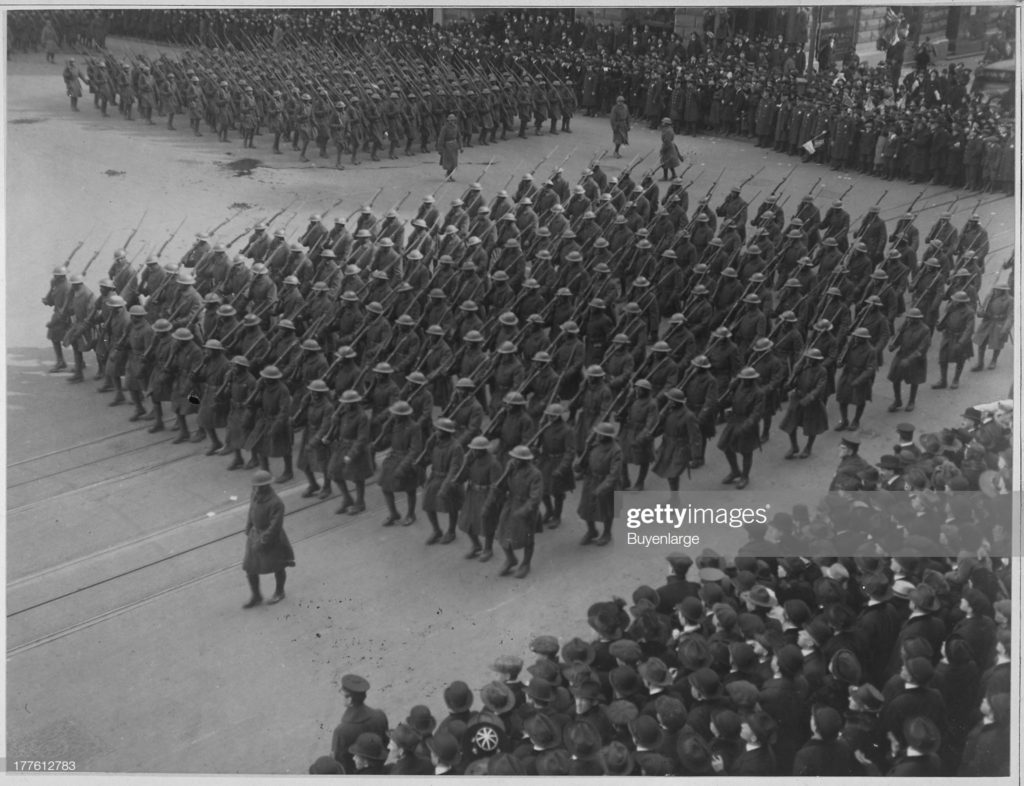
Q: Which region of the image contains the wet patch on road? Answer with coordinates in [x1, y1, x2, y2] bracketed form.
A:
[103, 170, 126, 177]
[221, 158, 262, 177]
[10, 117, 46, 124]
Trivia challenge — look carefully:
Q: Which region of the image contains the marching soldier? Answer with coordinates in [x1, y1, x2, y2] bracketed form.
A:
[238, 313, 271, 365]
[491, 444, 543, 578]
[574, 421, 623, 546]
[193, 338, 230, 454]
[857, 296, 892, 366]
[123, 304, 155, 420]
[222, 355, 256, 470]
[489, 391, 534, 462]
[530, 402, 575, 530]
[834, 327, 877, 432]
[956, 214, 989, 270]
[455, 435, 502, 560]
[886, 307, 930, 413]
[924, 211, 958, 258]
[856, 205, 887, 263]
[716, 186, 749, 242]
[819, 199, 850, 251]
[618, 378, 659, 490]
[405, 372, 434, 442]
[447, 376, 485, 448]
[284, 339, 328, 399]
[293, 379, 332, 497]
[604, 334, 635, 395]
[420, 417, 464, 545]
[521, 350, 556, 421]
[377, 400, 422, 527]
[748, 337, 786, 444]
[971, 281, 1012, 371]
[167, 270, 202, 329]
[62, 273, 96, 383]
[572, 365, 612, 451]
[320, 389, 372, 514]
[90, 278, 118, 382]
[168, 326, 204, 444]
[932, 291, 975, 390]
[779, 347, 829, 459]
[717, 367, 765, 489]
[100, 295, 130, 405]
[652, 388, 702, 492]
[43, 266, 71, 372]
[245, 364, 294, 482]
[488, 341, 525, 416]
[144, 318, 174, 432]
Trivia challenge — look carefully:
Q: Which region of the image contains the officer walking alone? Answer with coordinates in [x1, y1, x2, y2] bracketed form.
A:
[241, 469, 295, 608]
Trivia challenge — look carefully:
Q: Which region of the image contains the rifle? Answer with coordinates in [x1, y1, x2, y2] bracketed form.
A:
[186, 352, 213, 405]
[157, 217, 188, 258]
[621, 149, 654, 182]
[260, 196, 300, 232]
[683, 167, 726, 232]
[241, 377, 266, 408]
[213, 362, 237, 403]
[547, 146, 578, 180]
[62, 239, 86, 269]
[207, 205, 246, 237]
[80, 231, 113, 276]
[528, 145, 559, 177]
[475, 157, 496, 184]
[767, 165, 796, 198]
[159, 336, 182, 375]
[123, 208, 149, 253]
[737, 166, 765, 191]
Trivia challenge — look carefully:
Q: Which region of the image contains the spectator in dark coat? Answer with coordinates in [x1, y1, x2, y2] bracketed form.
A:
[933, 637, 982, 772]
[654, 553, 699, 614]
[880, 657, 948, 747]
[886, 716, 943, 776]
[958, 692, 1011, 776]
[792, 705, 853, 775]
[721, 711, 778, 775]
[952, 588, 998, 669]
[886, 584, 946, 678]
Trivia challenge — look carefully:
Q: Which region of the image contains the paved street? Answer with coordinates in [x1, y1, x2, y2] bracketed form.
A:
[5, 38, 1017, 777]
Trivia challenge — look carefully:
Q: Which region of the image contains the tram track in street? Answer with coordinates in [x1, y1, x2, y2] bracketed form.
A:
[7, 494, 385, 656]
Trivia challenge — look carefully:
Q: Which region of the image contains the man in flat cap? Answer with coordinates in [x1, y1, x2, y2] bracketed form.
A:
[331, 673, 389, 773]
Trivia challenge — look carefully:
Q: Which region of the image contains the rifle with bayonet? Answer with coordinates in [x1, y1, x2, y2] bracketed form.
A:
[122, 208, 149, 253]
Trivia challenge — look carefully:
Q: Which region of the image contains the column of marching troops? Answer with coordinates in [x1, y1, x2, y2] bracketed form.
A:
[60, 40, 584, 168]
[43, 163, 1013, 577]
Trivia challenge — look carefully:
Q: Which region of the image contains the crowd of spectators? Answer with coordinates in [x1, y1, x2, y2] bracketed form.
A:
[311, 400, 1012, 776]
